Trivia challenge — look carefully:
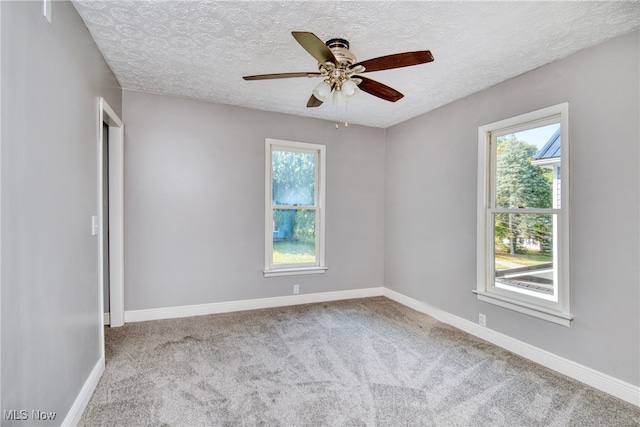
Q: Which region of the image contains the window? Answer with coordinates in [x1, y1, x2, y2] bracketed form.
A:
[476, 103, 572, 326]
[264, 139, 327, 277]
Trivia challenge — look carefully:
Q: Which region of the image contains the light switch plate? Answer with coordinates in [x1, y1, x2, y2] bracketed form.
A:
[92, 215, 99, 236]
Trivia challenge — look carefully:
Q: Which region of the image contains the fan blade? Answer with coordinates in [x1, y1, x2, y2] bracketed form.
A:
[353, 50, 434, 73]
[292, 31, 338, 64]
[243, 72, 321, 80]
[356, 76, 404, 102]
[307, 94, 324, 108]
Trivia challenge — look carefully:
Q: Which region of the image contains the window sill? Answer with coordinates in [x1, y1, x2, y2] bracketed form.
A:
[263, 266, 328, 278]
[473, 290, 574, 327]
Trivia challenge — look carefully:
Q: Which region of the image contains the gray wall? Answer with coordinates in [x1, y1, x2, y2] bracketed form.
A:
[1, 1, 121, 424]
[122, 91, 386, 310]
[385, 31, 640, 386]
[1, 1, 636, 419]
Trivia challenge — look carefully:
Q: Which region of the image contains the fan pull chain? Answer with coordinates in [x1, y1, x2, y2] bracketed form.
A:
[344, 101, 349, 127]
[334, 101, 349, 129]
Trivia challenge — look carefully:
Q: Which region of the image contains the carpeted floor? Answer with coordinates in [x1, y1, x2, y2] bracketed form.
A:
[80, 297, 640, 426]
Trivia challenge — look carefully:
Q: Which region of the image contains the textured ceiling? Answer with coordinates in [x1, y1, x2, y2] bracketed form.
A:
[73, 1, 640, 128]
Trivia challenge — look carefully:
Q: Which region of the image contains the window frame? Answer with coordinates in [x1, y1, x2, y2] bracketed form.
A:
[475, 103, 572, 326]
[264, 138, 327, 278]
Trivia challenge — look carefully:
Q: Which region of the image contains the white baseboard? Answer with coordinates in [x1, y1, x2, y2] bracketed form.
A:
[62, 357, 104, 426]
[103, 312, 110, 325]
[383, 288, 640, 407]
[125, 287, 384, 323]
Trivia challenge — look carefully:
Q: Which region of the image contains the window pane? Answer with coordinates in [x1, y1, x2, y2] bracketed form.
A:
[493, 213, 556, 299]
[273, 209, 316, 265]
[272, 149, 316, 206]
[495, 124, 560, 209]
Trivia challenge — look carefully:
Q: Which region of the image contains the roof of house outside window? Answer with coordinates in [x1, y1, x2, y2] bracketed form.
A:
[533, 128, 561, 160]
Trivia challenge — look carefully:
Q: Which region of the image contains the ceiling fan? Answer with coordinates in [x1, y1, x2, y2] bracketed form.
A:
[243, 31, 434, 107]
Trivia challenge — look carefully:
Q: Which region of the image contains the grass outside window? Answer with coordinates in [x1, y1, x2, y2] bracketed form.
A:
[494, 247, 552, 270]
[273, 240, 316, 264]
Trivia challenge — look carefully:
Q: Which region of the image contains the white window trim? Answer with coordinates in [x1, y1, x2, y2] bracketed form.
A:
[476, 103, 572, 327]
[264, 138, 327, 277]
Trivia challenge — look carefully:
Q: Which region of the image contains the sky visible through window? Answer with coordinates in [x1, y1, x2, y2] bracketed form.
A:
[509, 123, 560, 150]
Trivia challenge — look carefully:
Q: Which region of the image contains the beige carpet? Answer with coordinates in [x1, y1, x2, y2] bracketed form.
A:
[80, 297, 640, 426]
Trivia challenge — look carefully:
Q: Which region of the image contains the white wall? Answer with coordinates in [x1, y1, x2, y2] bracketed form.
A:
[122, 91, 386, 310]
[1, 1, 121, 423]
[385, 30, 639, 386]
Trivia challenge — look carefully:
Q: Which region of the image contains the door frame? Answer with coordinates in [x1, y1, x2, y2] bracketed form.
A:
[98, 98, 124, 340]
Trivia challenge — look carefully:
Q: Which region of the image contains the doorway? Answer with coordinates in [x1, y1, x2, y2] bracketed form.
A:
[102, 121, 110, 321]
[98, 97, 124, 356]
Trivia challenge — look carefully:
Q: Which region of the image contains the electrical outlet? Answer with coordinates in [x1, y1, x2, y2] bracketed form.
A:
[479, 313, 487, 327]
[293, 284, 299, 295]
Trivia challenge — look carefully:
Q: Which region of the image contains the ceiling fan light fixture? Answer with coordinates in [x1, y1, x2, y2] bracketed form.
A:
[333, 88, 347, 106]
[341, 79, 358, 97]
[312, 81, 331, 101]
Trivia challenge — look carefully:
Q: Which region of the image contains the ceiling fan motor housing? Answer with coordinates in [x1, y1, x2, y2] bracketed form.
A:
[318, 37, 359, 91]
[325, 38, 357, 67]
